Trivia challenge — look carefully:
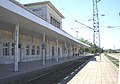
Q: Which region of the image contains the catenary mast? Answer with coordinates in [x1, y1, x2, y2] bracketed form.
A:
[93, 0, 101, 56]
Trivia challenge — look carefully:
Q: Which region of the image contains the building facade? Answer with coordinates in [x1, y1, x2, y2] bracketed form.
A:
[24, 1, 64, 29]
[0, 0, 89, 71]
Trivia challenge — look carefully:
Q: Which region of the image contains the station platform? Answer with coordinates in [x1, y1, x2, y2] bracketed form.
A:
[0, 54, 91, 84]
[67, 54, 119, 84]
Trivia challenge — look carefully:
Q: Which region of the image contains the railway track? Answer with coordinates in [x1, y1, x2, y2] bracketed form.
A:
[105, 54, 119, 68]
[23, 56, 93, 84]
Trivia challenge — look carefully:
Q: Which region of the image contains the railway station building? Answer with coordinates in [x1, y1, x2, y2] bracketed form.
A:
[0, 0, 89, 71]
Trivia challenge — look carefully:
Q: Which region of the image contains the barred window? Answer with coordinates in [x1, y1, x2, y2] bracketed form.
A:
[51, 17, 53, 24]
[12, 43, 15, 55]
[3, 43, 9, 56]
[58, 47, 60, 56]
[37, 46, 40, 55]
[62, 47, 65, 54]
[52, 46, 55, 56]
[26, 45, 30, 55]
[50, 16, 60, 29]
[31, 45, 35, 55]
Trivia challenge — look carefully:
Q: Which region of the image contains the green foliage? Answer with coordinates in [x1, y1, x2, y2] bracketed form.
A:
[77, 38, 103, 54]
[108, 49, 113, 53]
[78, 38, 92, 46]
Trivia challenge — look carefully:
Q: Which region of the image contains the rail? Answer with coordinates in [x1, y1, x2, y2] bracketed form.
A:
[23, 56, 93, 84]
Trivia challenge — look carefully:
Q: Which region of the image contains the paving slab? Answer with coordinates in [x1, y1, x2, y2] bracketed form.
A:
[68, 54, 119, 84]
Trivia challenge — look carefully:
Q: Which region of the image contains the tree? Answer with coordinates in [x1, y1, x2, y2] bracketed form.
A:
[77, 38, 103, 54]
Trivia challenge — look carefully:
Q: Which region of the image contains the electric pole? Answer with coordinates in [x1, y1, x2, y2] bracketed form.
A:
[75, 0, 101, 60]
[93, 0, 101, 60]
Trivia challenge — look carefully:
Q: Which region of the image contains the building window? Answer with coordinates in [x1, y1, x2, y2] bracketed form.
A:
[55, 20, 57, 27]
[50, 16, 60, 29]
[56, 22, 59, 28]
[31, 45, 35, 55]
[58, 23, 60, 28]
[3, 43, 9, 56]
[53, 18, 55, 26]
[58, 47, 60, 56]
[52, 46, 54, 56]
[62, 47, 64, 55]
[26, 45, 30, 55]
[12, 43, 15, 55]
[68, 49, 70, 56]
[51, 17, 53, 24]
[37, 46, 40, 55]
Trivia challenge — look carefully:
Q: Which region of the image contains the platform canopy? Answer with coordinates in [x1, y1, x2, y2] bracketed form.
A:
[0, 0, 90, 48]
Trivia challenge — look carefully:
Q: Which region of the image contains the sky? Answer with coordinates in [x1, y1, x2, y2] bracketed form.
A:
[17, 0, 120, 50]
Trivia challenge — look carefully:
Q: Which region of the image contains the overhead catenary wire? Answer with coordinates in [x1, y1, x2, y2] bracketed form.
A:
[52, 0, 76, 28]
[71, 26, 120, 30]
[57, 0, 75, 19]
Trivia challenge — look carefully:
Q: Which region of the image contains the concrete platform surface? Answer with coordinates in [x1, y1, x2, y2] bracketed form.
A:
[68, 54, 119, 84]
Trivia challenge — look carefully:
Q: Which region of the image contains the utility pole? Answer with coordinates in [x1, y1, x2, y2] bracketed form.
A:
[93, 0, 101, 61]
[75, 0, 101, 61]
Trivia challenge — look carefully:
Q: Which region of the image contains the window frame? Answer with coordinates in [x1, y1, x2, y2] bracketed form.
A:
[36, 46, 40, 55]
[31, 45, 35, 55]
[3, 43, 9, 56]
[26, 45, 30, 55]
[12, 43, 15, 55]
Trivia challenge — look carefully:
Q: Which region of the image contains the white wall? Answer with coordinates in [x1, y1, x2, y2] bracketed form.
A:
[25, 5, 47, 21]
[0, 29, 76, 64]
[25, 3, 63, 29]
